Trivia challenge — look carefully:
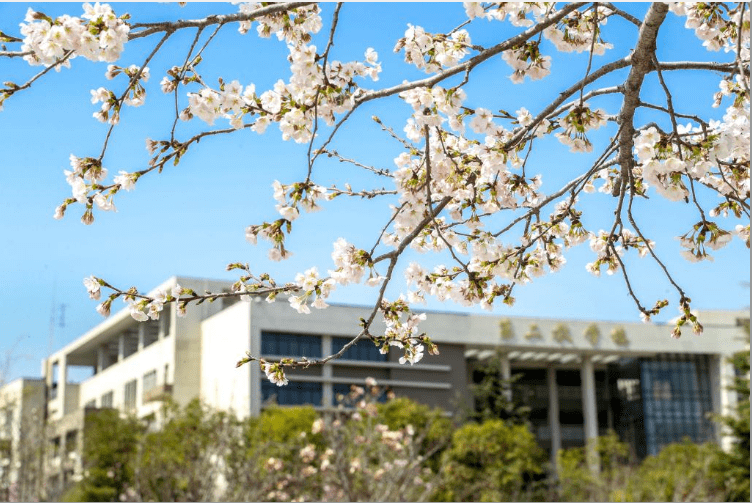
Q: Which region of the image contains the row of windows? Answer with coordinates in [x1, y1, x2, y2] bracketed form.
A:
[261, 332, 386, 362]
[261, 381, 389, 407]
[84, 366, 168, 410]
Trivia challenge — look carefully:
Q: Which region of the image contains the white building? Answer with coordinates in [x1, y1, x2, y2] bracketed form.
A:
[0, 378, 45, 501]
[1, 275, 748, 495]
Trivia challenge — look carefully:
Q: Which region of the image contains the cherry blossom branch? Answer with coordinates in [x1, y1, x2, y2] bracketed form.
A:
[306, 2, 343, 181]
[319, 149, 392, 177]
[128, 2, 315, 40]
[602, 3, 642, 27]
[735, 2, 751, 96]
[170, 27, 205, 140]
[636, 101, 709, 127]
[357, 3, 585, 106]
[657, 61, 746, 74]
[0, 51, 28, 58]
[1, 50, 73, 101]
[98, 31, 173, 161]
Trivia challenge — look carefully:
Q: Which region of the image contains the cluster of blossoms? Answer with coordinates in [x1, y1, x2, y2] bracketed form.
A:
[183, 45, 380, 140]
[260, 361, 288, 386]
[678, 221, 733, 263]
[245, 218, 294, 261]
[585, 229, 654, 277]
[55, 154, 142, 224]
[714, 75, 749, 109]
[330, 238, 382, 287]
[91, 65, 149, 124]
[635, 96, 749, 213]
[671, 296, 704, 338]
[394, 25, 472, 74]
[543, 5, 614, 55]
[463, 2, 548, 26]
[56, 155, 111, 224]
[375, 297, 438, 365]
[272, 180, 329, 220]
[237, 3, 322, 42]
[125, 284, 186, 322]
[501, 42, 552, 83]
[181, 4, 380, 143]
[90, 64, 150, 123]
[288, 267, 335, 314]
[669, 2, 750, 55]
[399, 85, 468, 134]
[20, 3, 129, 67]
[555, 103, 608, 153]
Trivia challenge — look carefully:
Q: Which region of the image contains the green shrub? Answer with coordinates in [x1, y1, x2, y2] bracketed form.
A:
[557, 430, 632, 502]
[625, 440, 726, 502]
[438, 419, 545, 501]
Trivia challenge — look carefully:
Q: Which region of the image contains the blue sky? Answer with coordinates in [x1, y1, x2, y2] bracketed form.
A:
[0, 2, 749, 382]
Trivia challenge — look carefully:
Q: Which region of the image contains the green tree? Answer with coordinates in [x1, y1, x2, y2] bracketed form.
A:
[556, 431, 633, 502]
[64, 409, 143, 502]
[623, 441, 726, 502]
[712, 319, 750, 502]
[467, 351, 530, 424]
[134, 399, 232, 501]
[438, 419, 545, 501]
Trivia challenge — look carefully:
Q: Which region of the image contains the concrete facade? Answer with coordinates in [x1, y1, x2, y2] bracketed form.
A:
[1, 275, 748, 495]
[0, 378, 46, 501]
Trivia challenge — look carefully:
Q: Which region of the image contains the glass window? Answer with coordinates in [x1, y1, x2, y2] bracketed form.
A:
[3, 409, 13, 437]
[123, 380, 137, 411]
[331, 337, 387, 362]
[142, 321, 160, 347]
[143, 370, 157, 393]
[640, 356, 714, 456]
[65, 430, 77, 453]
[100, 391, 114, 408]
[261, 332, 321, 358]
[261, 380, 323, 406]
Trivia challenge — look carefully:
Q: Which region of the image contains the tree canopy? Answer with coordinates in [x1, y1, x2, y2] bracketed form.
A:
[1, 2, 749, 385]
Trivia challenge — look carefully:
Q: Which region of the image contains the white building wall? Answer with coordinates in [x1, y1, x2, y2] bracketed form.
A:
[200, 301, 252, 418]
[78, 336, 174, 418]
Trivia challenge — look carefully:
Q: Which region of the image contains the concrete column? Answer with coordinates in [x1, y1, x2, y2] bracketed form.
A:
[59, 356, 68, 415]
[581, 355, 599, 473]
[715, 354, 738, 451]
[709, 355, 722, 442]
[547, 365, 561, 473]
[117, 334, 125, 362]
[96, 345, 106, 373]
[499, 352, 512, 402]
[249, 326, 262, 417]
[322, 336, 333, 408]
[605, 366, 614, 431]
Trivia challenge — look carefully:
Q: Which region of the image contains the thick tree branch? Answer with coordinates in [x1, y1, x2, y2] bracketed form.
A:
[616, 2, 668, 188]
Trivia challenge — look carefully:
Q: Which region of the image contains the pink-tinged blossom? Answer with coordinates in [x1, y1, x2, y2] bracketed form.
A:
[83, 276, 101, 300]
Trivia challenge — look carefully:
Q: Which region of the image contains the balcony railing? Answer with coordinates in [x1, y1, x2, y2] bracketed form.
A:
[142, 384, 173, 403]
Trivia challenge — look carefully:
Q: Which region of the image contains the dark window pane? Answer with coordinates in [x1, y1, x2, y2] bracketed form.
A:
[331, 337, 386, 362]
[261, 332, 322, 358]
[261, 380, 323, 406]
